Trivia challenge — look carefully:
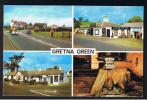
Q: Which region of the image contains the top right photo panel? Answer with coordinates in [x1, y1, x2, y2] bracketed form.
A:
[74, 6, 144, 51]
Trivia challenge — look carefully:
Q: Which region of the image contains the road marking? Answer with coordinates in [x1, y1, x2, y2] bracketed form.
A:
[29, 90, 50, 96]
[5, 35, 16, 50]
[19, 32, 60, 48]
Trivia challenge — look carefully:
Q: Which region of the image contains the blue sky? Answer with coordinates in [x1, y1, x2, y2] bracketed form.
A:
[3, 52, 72, 72]
[74, 6, 144, 24]
[4, 5, 72, 26]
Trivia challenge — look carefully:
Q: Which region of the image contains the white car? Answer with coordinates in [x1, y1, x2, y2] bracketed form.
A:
[11, 31, 19, 35]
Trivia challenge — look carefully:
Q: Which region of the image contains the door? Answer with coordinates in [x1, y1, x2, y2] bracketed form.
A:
[90, 28, 93, 35]
[50, 76, 53, 83]
[107, 29, 110, 37]
[102, 28, 106, 36]
[95, 29, 99, 35]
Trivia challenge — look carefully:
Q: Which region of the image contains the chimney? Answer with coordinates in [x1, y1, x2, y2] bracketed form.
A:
[59, 67, 62, 70]
[103, 16, 109, 22]
[39, 68, 41, 71]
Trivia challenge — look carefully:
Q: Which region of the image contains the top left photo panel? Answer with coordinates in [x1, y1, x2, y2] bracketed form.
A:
[3, 5, 72, 50]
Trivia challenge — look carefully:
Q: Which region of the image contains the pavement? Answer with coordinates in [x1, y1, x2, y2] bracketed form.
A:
[3, 35, 16, 50]
[74, 35, 143, 51]
[3, 31, 72, 50]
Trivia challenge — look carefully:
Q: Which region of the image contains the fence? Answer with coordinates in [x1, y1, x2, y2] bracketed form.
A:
[48, 32, 72, 40]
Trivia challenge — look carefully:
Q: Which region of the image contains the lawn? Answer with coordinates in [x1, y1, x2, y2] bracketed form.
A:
[80, 22, 95, 28]
[3, 82, 71, 96]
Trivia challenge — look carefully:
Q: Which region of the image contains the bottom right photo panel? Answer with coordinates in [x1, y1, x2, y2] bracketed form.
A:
[73, 52, 143, 97]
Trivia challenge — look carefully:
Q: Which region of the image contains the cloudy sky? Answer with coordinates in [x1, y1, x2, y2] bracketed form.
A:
[74, 6, 144, 24]
[4, 5, 72, 27]
[3, 52, 72, 72]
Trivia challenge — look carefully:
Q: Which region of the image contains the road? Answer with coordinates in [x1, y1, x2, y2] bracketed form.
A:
[3, 35, 16, 50]
[4, 31, 71, 50]
[74, 35, 143, 51]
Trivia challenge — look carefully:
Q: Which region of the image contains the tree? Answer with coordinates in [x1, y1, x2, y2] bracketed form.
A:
[28, 22, 33, 26]
[128, 16, 143, 23]
[47, 67, 52, 70]
[90, 23, 96, 27]
[34, 23, 47, 29]
[53, 65, 60, 69]
[62, 25, 65, 27]
[74, 18, 81, 28]
[85, 19, 89, 22]
[3, 53, 24, 72]
[3, 61, 15, 72]
[78, 17, 84, 22]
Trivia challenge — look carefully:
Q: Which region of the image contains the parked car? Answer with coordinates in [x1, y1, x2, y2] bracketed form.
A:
[11, 31, 19, 35]
[26, 29, 32, 34]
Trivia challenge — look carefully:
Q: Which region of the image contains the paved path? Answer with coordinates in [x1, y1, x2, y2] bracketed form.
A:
[74, 35, 143, 51]
[4, 31, 71, 50]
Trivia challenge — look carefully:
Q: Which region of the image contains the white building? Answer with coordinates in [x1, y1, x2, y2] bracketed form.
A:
[4, 68, 67, 85]
[79, 16, 143, 39]
[122, 22, 144, 39]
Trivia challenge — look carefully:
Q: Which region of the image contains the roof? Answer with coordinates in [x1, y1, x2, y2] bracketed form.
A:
[122, 22, 143, 27]
[29, 69, 63, 76]
[50, 25, 58, 29]
[5, 72, 17, 76]
[19, 71, 29, 76]
[5, 69, 63, 77]
[99, 22, 120, 27]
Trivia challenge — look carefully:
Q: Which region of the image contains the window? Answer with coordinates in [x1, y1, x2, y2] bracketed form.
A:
[39, 76, 42, 81]
[54, 76, 58, 82]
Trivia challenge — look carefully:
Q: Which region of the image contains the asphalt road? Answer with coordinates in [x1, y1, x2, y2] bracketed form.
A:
[4, 31, 71, 50]
[74, 35, 142, 51]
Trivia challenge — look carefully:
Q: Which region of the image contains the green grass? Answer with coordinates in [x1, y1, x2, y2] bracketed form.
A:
[3, 82, 71, 96]
[80, 22, 95, 28]
[32, 31, 72, 39]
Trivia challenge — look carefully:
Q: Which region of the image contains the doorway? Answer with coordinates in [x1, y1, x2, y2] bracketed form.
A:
[107, 29, 110, 37]
[102, 28, 106, 36]
[95, 29, 99, 35]
[50, 76, 53, 83]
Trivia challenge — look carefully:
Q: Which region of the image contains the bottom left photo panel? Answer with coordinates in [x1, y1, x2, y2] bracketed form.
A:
[3, 51, 72, 97]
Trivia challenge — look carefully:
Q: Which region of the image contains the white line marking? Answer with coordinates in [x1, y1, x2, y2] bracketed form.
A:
[7, 36, 16, 50]
[19, 32, 60, 48]
[29, 90, 50, 96]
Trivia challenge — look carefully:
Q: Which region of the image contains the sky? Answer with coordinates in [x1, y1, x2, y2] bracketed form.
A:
[3, 51, 72, 72]
[74, 6, 144, 24]
[4, 5, 72, 27]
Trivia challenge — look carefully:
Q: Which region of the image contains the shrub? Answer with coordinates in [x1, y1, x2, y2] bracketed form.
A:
[42, 81, 48, 85]
[34, 27, 40, 32]
[10, 79, 20, 84]
[30, 80, 36, 85]
[4, 78, 9, 82]
[40, 28, 46, 32]
[23, 80, 29, 83]
[37, 81, 48, 85]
